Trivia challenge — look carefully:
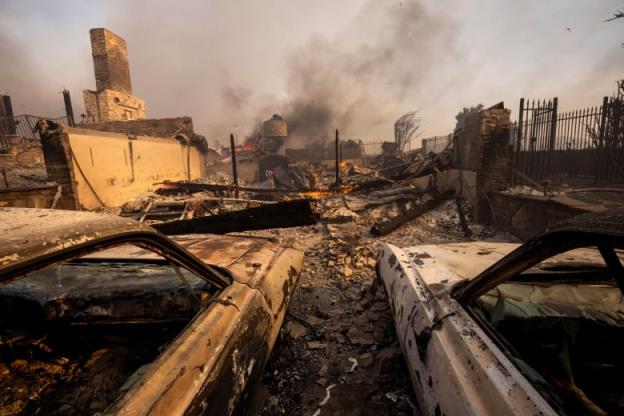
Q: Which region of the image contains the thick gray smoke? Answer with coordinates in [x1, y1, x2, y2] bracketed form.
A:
[0, 33, 54, 116]
[276, 1, 457, 146]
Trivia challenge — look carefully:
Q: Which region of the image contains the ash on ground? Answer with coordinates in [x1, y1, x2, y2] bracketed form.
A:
[240, 197, 515, 416]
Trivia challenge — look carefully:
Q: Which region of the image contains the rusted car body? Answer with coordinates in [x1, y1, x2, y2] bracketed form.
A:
[377, 212, 624, 416]
[0, 208, 303, 415]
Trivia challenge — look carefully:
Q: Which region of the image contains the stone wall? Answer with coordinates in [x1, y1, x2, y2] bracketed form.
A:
[78, 117, 194, 139]
[0, 141, 49, 189]
[0, 185, 58, 208]
[83, 89, 146, 123]
[40, 131, 81, 210]
[490, 192, 592, 240]
[0, 142, 44, 171]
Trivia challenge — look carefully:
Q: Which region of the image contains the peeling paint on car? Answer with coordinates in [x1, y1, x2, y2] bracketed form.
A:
[377, 242, 558, 416]
[0, 208, 304, 415]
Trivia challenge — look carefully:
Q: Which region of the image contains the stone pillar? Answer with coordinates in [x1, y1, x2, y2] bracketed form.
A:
[474, 104, 512, 223]
[90, 28, 132, 95]
[39, 126, 80, 210]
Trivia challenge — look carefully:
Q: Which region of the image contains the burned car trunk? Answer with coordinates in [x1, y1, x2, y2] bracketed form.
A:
[0, 208, 303, 415]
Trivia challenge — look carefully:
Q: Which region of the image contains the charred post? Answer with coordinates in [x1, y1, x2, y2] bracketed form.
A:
[230, 133, 239, 198]
[335, 129, 341, 189]
[154, 199, 319, 235]
[62, 89, 76, 127]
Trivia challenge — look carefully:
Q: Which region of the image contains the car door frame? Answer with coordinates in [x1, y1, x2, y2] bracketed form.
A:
[452, 229, 624, 414]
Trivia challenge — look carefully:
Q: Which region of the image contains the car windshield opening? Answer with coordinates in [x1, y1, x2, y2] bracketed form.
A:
[0, 243, 218, 415]
[472, 247, 624, 416]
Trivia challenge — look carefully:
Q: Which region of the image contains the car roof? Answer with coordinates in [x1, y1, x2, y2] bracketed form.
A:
[0, 208, 156, 271]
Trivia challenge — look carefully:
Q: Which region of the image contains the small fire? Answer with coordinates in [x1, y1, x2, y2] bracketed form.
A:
[298, 186, 354, 199]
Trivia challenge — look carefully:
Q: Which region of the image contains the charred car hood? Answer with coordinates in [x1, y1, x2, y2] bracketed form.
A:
[399, 242, 518, 287]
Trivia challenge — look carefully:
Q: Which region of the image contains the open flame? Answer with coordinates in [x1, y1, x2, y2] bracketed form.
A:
[298, 186, 354, 199]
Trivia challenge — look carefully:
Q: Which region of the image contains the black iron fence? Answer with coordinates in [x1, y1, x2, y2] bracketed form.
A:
[512, 95, 624, 185]
[0, 114, 68, 150]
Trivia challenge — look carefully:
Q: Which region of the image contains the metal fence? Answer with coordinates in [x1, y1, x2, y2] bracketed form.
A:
[0, 114, 68, 150]
[512, 96, 623, 185]
[421, 134, 452, 154]
[361, 141, 384, 156]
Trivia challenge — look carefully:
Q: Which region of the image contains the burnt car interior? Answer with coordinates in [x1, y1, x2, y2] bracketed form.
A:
[465, 244, 624, 416]
[0, 243, 219, 415]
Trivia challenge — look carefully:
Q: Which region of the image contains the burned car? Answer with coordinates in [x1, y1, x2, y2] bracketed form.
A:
[0, 208, 303, 415]
[377, 212, 624, 416]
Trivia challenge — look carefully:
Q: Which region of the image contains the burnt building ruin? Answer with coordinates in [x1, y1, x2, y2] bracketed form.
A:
[260, 114, 288, 155]
[258, 114, 289, 181]
[83, 28, 146, 123]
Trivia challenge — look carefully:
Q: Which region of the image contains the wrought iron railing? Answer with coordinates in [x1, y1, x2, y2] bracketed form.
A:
[512, 95, 623, 185]
[0, 114, 68, 150]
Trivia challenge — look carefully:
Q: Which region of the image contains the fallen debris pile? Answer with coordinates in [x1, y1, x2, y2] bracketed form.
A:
[370, 190, 455, 236]
[245, 189, 515, 415]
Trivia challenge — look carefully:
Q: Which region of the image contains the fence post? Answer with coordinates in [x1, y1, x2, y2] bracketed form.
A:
[546, 97, 558, 180]
[62, 90, 76, 127]
[512, 98, 525, 184]
[595, 96, 609, 184]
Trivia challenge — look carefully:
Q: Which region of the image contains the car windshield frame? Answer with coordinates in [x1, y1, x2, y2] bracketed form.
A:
[453, 229, 624, 303]
[0, 230, 231, 289]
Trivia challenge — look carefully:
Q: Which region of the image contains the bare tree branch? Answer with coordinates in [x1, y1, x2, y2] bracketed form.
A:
[394, 111, 420, 151]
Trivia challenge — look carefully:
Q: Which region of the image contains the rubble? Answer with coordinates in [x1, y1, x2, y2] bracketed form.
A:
[234, 176, 515, 415]
[370, 190, 455, 236]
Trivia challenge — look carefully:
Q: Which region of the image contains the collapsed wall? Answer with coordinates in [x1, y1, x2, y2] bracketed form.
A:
[39, 125, 208, 210]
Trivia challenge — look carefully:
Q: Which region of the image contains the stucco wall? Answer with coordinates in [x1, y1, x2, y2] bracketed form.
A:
[62, 128, 206, 209]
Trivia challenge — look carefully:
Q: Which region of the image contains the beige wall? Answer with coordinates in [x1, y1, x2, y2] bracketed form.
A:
[66, 128, 205, 209]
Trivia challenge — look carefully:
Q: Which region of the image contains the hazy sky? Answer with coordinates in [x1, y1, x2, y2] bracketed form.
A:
[1, 0, 622, 145]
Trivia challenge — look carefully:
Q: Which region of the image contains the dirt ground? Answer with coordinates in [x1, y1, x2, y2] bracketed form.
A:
[241, 199, 516, 416]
